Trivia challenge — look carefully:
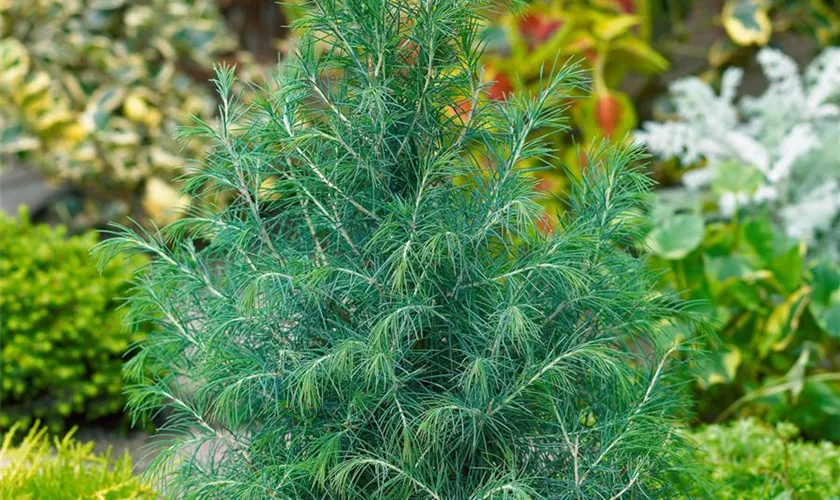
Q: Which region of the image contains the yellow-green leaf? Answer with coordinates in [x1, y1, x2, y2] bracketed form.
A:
[761, 286, 811, 357]
[647, 213, 704, 260]
[722, 0, 772, 46]
[769, 241, 805, 294]
[609, 37, 669, 74]
[593, 14, 640, 41]
[699, 345, 742, 388]
[0, 38, 30, 88]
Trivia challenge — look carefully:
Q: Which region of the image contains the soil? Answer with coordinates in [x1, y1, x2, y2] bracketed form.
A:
[73, 427, 155, 474]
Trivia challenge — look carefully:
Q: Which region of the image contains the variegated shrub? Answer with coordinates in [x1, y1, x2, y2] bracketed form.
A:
[0, 0, 260, 221]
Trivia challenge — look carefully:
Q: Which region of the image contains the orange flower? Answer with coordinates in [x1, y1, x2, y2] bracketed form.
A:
[595, 92, 621, 137]
[485, 68, 513, 101]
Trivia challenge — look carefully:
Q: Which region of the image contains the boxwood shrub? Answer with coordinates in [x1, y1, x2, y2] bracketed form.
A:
[0, 208, 146, 430]
[691, 419, 840, 499]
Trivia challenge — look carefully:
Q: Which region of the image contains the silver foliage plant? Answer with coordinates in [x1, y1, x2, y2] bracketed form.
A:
[636, 47, 840, 249]
[99, 0, 705, 497]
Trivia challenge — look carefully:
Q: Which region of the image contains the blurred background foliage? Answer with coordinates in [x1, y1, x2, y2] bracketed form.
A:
[1, 0, 834, 224]
[0, 0, 263, 227]
[480, 0, 668, 224]
[648, 207, 840, 440]
[638, 40, 840, 440]
[720, 0, 840, 48]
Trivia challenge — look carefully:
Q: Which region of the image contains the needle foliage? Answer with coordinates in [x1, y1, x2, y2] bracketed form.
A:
[98, 0, 705, 497]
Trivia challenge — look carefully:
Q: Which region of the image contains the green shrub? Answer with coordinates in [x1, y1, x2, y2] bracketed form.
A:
[0, 422, 156, 499]
[99, 0, 707, 497]
[689, 418, 840, 499]
[0, 208, 146, 430]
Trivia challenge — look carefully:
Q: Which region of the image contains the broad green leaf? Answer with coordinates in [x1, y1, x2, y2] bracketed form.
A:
[786, 381, 840, 441]
[722, 0, 772, 46]
[769, 241, 805, 294]
[704, 254, 755, 288]
[741, 216, 775, 265]
[646, 214, 704, 260]
[697, 344, 742, 387]
[0, 124, 40, 153]
[810, 260, 840, 338]
[760, 287, 811, 357]
[609, 36, 669, 74]
[703, 222, 739, 256]
[706, 256, 772, 301]
[724, 281, 764, 311]
[82, 86, 125, 131]
[711, 160, 764, 196]
[592, 14, 639, 41]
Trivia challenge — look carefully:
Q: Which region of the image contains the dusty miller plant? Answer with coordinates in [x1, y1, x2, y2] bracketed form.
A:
[635, 47, 840, 254]
[99, 0, 704, 497]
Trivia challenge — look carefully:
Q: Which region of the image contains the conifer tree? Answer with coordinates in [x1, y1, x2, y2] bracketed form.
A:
[99, 0, 704, 497]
